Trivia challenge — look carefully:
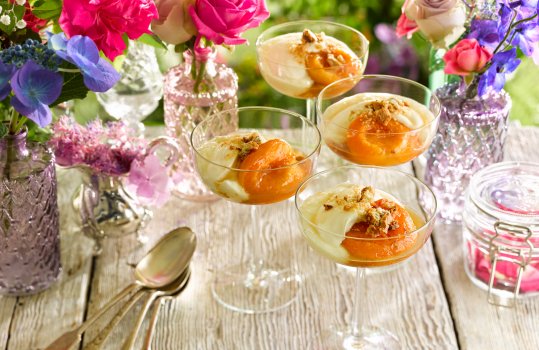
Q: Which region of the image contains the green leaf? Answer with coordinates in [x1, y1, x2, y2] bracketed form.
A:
[31, 0, 62, 20]
[0, 123, 7, 139]
[137, 33, 168, 50]
[0, 4, 26, 34]
[53, 73, 89, 106]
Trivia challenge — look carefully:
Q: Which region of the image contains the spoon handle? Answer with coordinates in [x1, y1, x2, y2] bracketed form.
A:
[85, 289, 147, 350]
[122, 291, 160, 350]
[44, 283, 139, 350]
[142, 298, 163, 350]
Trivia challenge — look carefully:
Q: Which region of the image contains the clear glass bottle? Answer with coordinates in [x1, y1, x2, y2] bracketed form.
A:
[164, 50, 238, 202]
[0, 129, 61, 296]
[463, 161, 539, 307]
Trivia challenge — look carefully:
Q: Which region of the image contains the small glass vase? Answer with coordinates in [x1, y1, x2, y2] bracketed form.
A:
[97, 40, 163, 134]
[0, 129, 61, 296]
[424, 82, 511, 223]
[75, 169, 151, 255]
[164, 49, 238, 202]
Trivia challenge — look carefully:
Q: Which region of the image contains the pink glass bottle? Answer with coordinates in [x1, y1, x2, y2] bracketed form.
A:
[164, 50, 238, 202]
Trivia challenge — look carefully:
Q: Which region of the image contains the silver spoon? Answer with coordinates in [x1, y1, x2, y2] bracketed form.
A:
[122, 238, 196, 350]
[142, 272, 191, 350]
[44, 227, 196, 350]
[86, 267, 191, 350]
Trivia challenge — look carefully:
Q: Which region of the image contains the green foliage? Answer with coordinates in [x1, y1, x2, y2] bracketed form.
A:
[30, 0, 62, 21]
[137, 33, 168, 51]
[53, 71, 89, 106]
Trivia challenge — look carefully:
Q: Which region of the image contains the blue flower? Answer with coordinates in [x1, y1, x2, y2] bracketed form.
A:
[48, 33, 120, 92]
[0, 61, 15, 100]
[468, 19, 501, 49]
[498, 3, 539, 56]
[478, 49, 521, 96]
[10, 60, 63, 128]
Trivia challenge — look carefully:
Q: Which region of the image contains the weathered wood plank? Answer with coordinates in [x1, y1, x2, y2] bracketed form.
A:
[5, 168, 94, 350]
[430, 125, 539, 350]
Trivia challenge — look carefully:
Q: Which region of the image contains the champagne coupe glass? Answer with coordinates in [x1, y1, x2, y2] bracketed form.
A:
[256, 20, 369, 125]
[191, 106, 321, 313]
[295, 165, 437, 349]
[317, 75, 441, 167]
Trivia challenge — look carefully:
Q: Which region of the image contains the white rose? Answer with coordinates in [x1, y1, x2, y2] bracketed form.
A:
[405, 0, 467, 49]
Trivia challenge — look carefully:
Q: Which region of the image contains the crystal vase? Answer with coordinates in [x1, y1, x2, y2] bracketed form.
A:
[424, 82, 511, 223]
[164, 50, 238, 201]
[0, 130, 61, 296]
[97, 40, 163, 134]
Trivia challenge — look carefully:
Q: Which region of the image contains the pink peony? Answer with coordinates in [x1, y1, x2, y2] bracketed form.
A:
[188, 0, 270, 46]
[126, 154, 172, 207]
[59, 0, 158, 61]
[152, 0, 197, 45]
[443, 39, 493, 76]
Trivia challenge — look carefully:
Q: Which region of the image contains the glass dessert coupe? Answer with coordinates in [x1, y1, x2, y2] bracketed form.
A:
[256, 20, 369, 124]
[317, 75, 441, 167]
[191, 106, 321, 313]
[295, 165, 437, 349]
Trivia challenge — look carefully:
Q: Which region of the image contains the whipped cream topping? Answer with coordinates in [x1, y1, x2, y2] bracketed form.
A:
[196, 132, 265, 202]
[299, 183, 401, 259]
[323, 93, 434, 144]
[258, 31, 359, 97]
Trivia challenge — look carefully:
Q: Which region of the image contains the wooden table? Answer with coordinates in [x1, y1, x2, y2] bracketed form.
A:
[0, 125, 538, 350]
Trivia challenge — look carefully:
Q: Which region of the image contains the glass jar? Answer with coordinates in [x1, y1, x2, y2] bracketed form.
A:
[463, 161, 539, 307]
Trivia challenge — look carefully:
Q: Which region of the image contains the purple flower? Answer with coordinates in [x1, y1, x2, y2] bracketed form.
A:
[0, 61, 15, 100]
[498, 3, 539, 56]
[467, 19, 500, 49]
[478, 48, 521, 96]
[48, 33, 120, 92]
[10, 60, 63, 128]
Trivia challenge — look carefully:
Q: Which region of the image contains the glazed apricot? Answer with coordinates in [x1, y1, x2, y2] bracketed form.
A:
[341, 200, 417, 263]
[305, 49, 360, 86]
[238, 139, 311, 204]
[345, 115, 422, 165]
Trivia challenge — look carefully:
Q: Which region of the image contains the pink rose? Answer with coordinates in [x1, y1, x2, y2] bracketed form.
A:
[396, 1, 419, 39]
[188, 0, 270, 46]
[152, 0, 197, 45]
[59, 0, 158, 61]
[443, 39, 492, 76]
[404, 0, 466, 48]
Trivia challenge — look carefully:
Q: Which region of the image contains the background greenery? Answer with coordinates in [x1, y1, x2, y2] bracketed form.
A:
[73, 0, 539, 127]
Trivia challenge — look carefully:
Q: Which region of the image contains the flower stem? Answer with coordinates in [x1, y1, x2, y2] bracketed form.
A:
[193, 60, 206, 94]
[8, 109, 19, 135]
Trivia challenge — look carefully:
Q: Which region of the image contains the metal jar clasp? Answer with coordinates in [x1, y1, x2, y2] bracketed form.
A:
[486, 221, 533, 307]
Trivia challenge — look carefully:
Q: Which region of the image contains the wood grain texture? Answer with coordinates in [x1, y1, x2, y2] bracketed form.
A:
[4, 169, 94, 350]
[430, 125, 539, 350]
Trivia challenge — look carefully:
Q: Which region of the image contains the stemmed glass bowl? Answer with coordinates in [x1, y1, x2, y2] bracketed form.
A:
[256, 20, 369, 123]
[295, 165, 437, 349]
[317, 75, 441, 166]
[191, 106, 321, 313]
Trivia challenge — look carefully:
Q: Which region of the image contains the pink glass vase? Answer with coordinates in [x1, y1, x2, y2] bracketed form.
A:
[164, 50, 238, 202]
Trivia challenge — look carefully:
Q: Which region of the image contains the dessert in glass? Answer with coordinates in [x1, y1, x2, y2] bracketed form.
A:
[318, 75, 441, 166]
[295, 165, 437, 349]
[191, 106, 321, 313]
[256, 20, 369, 124]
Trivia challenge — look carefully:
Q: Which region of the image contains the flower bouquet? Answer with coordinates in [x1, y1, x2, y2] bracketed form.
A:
[396, 0, 539, 222]
[153, 0, 270, 201]
[50, 116, 179, 254]
[0, 0, 157, 294]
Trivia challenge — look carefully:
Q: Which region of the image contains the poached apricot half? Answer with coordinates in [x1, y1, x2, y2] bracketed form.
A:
[238, 139, 311, 204]
[341, 199, 418, 265]
[345, 115, 422, 166]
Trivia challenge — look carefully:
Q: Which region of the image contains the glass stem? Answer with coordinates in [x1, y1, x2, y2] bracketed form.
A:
[306, 98, 317, 125]
[351, 268, 367, 337]
[249, 205, 264, 277]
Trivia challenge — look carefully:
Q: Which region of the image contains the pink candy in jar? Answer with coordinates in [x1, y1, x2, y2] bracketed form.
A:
[463, 161, 539, 307]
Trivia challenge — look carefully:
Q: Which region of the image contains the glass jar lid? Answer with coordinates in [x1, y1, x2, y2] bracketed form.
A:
[469, 161, 539, 227]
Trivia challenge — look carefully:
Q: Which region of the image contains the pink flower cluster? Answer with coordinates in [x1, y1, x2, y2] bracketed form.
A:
[49, 116, 148, 176]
